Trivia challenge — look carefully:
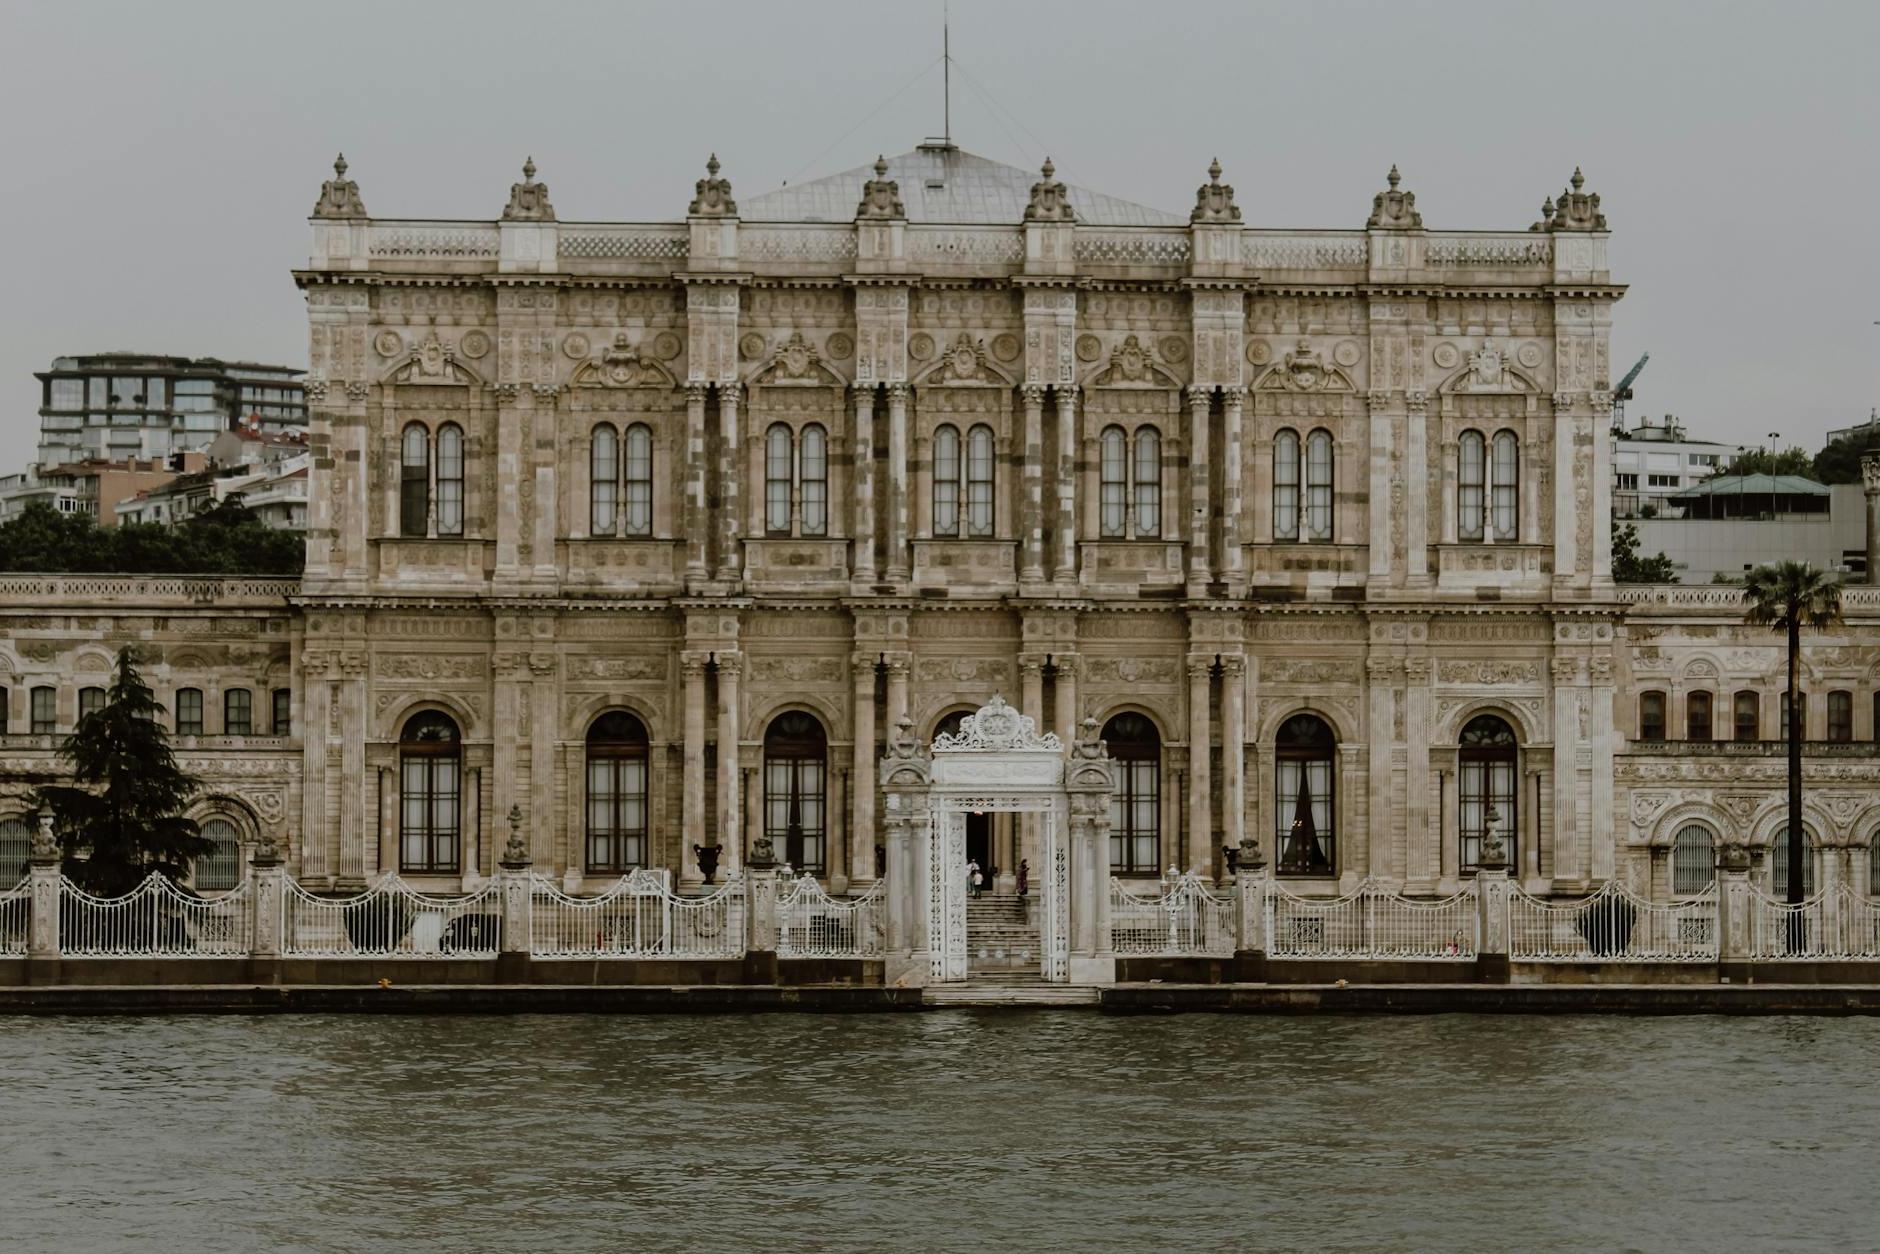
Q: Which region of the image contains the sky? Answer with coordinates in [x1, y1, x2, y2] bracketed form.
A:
[0, 0, 1875, 472]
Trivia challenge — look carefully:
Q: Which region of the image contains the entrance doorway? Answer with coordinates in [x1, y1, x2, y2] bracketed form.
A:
[965, 811, 992, 882]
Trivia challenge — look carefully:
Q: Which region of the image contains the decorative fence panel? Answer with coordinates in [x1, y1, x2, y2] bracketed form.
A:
[282, 876, 502, 959]
[61, 874, 254, 957]
[1510, 882, 1716, 962]
[530, 871, 745, 959]
[777, 875, 886, 959]
[1, 879, 31, 955]
[1268, 880, 1477, 960]
[1746, 886, 1880, 960]
[1110, 874, 1236, 957]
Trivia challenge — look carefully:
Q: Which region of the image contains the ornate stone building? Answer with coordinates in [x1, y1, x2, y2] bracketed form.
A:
[5, 144, 1880, 909]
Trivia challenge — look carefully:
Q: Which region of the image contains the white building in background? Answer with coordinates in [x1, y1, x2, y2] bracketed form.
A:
[1610, 414, 1737, 519]
[33, 353, 307, 468]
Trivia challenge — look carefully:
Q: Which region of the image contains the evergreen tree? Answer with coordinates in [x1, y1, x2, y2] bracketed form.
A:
[1719, 447, 1813, 479]
[38, 647, 209, 895]
[1612, 523, 1679, 584]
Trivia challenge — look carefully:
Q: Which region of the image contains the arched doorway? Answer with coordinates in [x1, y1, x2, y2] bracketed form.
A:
[400, 710, 462, 874]
[1459, 714, 1518, 873]
[1103, 712, 1161, 875]
[935, 710, 993, 876]
[586, 711, 650, 873]
[1275, 714, 1336, 876]
[764, 711, 827, 874]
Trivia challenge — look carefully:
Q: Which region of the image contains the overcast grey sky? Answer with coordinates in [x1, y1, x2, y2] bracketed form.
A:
[1, 0, 1874, 471]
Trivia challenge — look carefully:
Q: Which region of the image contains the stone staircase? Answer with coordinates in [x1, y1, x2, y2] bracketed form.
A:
[966, 892, 1040, 973]
[924, 982, 1101, 1008]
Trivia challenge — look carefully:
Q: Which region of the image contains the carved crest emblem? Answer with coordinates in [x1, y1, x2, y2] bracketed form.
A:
[603, 333, 645, 385]
[1109, 334, 1153, 383]
[941, 333, 991, 384]
[1283, 339, 1325, 391]
[417, 332, 450, 379]
[1468, 340, 1506, 390]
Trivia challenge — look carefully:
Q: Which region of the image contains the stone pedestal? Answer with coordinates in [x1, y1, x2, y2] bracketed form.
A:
[1474, 844, 1511, 983]
[249, 848, 285, 984]
[1716, 841, 1753, 981]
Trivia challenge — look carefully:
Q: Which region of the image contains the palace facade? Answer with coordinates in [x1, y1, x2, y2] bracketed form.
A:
[6, 144, 1880, 905]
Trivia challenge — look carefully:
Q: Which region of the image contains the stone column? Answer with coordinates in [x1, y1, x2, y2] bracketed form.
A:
[885, 651, 910, 732]
[716, 651, 742, 875]
[1221, 655, 1246, 866]
[1474, 833, 1511, 982]
[299, 652, 332, 880]
[1234, 836, 1269, 975]
[684, 382, 709, 583]
[850, 652, 878, 886]
[1020, 385, 1046, 582]
[1186, 387, 1212, 588]
[1716, 838, 1752, 971]
[886, 383, 910, 582]
[1221, 389, 1245, 583]
[1186, 653, 1213, 875]
[338, 651, 368, 882]
[1019, 654, 1046, 731]
[249, 841, 284, 972]
[497, 809, 532, 966]
[27, 812, 61, 967]
[715, 385, 743, 583]
[1053, 654, 1079, 743]
[852, 388, 877, 584]
[1053, 386, 1079, 585]
[680, 651, 709, 886]
[1522, 766, 1543, 886]
[828, 767, 848, 894]
[1437, 763, 1459, 889]
[1863, 453, 1880, 583]
[743, 766, 762, 879]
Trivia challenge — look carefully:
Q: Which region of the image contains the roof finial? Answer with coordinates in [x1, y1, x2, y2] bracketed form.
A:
[313, 152, 367, 219]
[523, 155, 536, 182]
[1208, 156, 1222, 184]
[503, 156, 554, 221]
[1041, 156, 1055, 180]
[1570, 166, 1585, 192]
[874, 154, 889, 179]
[334, 153, 348, 179]
[707, 152, 721, 178]
[1387, 164, 1400, 189]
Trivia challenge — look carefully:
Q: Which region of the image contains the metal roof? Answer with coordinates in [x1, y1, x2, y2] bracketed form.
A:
[742, 144, 1184, 227]
[1669, 473, 1829, 498]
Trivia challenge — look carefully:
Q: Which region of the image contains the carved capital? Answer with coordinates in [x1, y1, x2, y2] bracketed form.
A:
[1185, 653, 1215, 680]
[1186, 386, 1213, 410]
[680, 650, 712, 680]
[1021, 384, 1047, 409]
[1405, 390, 1429, 414]
[1403, 657, 1431, 684]
[1551, 391, 1578, 411]
[885, 381, 909, 405]
[1219, 653, 1246, 678]
[850, 651, 879, 680]
[686, 381, 711, 406]
[883, 651, 911, 679]
[1017, 652, 1047, 679]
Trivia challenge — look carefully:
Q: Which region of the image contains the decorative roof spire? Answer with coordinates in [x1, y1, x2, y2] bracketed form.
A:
[312, 152, 367, 219]
[1531, 168, 1605, 231]
[856, 153, 905, 219]
[1191, 156, 1241, 224]
[502, 155, 555, 221]
[1024, 156, 1073, 223]
[1366, 163, 1421, 229]
[689, 152, 737, 216]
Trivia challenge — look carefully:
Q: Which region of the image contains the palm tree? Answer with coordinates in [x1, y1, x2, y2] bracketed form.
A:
[1742, 561, 1843, 906]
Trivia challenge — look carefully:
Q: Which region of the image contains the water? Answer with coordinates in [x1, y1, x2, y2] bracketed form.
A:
[1, 1012, 1874, 1252]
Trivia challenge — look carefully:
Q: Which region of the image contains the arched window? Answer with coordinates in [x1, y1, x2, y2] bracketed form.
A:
[1782, 692, 1806, 742]
[1869, 831, 1880, 896]
[1134, 426, 1161, 538]
[623, 423, 653, 536]
[966, 424, 994, 538]
[1276, 714, 1336, 876]
[175, 687, 203, 736]
[801, 424, 828, 537]
[1304, 429, 1334, 542]
[765, 424, 793, 535]
[0, 816, 30, 888]
[30, 686, 55, 734]
[1735, 690, 1760, 741]
[1491, 429, 1519, 541]
[272, 687, 292, 735]
[1771, 824, 1816, 899]
[195, 817, 242, 891]
[1104, 713, 1161, 874]
[1273, 428, 1300, 541]
[1827, 690, 1853, 743]
[223, 687, 252, 736]
[399, 423, 430, 537]
[933, 424, 961, 537]
[400, 711, 461, 874]
[78, 686, 106, 721]
[765, 712, 827, 874]
[1671, 822, 1716, 895]
[586, 711, 649, 873]
[0, 687, 7, 736]
[1639, 691, 1666, 741]
[435, 422, 464, 537]
[590, 423, 618, 536]
[1686, 691, 1713, 742]
[1459, 715, 1518, 872]
[1099, 425, 1127, 538]
[1458, 431, 1486, 542]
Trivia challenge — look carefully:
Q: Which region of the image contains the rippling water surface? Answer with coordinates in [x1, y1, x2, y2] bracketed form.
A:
[1, 1012, 1875, 1251]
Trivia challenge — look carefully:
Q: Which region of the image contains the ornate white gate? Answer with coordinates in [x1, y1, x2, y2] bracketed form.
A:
[925, 697, 1070, 983]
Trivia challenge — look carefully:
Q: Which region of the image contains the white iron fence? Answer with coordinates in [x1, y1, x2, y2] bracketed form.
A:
[1, 879, 31, 955]
[530, 870, 746, 959]
[1746, 886, 1880, 960]
[60, 873, 254, 957]
[282, 875, 503, 958]
[777, 875, 886, 959]
[1268, 880, 1477, 960]
[1110, 874, 1237, 957]
[1510, 882, 1717, 962]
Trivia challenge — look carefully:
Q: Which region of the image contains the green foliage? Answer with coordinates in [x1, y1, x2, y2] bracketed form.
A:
[1720, 447, 1813, 478]
[1612, 523, 1678, 584]
[1742, 560, 1844, 634]
[38, 648, 209, 895]
[1812, 430, 1880, 485]
[0, 499, 302, 575]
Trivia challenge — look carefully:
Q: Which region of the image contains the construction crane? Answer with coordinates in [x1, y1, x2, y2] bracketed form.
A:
[1611, 352, 1650, 431]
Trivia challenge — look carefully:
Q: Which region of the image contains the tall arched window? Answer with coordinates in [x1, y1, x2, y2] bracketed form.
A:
[1491, 429, 1519, 541]
[1771, 824, 1816, 898]
[801, 423, 828, 537]
[1273, 428, 1301, 541]
[435, 422, 464, 537]
[400, 711, 461, 874]
[30, 686, 54, 734]
[1304, 429, 1334, 542]
[933, 424, 961, 537]
[175, 687, 203, 736]
[966, 424, 994, 538]
[1459, 714, 1518, 872]
[1869, 831, 1880, 896]
[1671, 822, 1716, 895]
[1639, 691, 1666, 741]
[79, 686, 106, 721]
[623, 422, 653, 536]
[399, 423, 430, 538]
[1134, 426, 1161, 537]
[1686, 691, 1713, 742]
[224, 688, 252, 736]
[765, 712, 827, 874]
[1100, 425, 1127, 538]
[1827, 690, 1853, 743]
[1276, 714, 1336, 876]
[195, 817, 242, 891]
[765, 424, 793, 535]
[1458, 430, 1486, 542]
[590, 423, 618, 536]
[1735, 690, 1760, 741]
[1104, 713, 1161, 874]
[586, 711, 649, 873]
[0, 816, 30, 888]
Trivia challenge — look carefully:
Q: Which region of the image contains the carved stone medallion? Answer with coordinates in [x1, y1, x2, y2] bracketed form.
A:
[652, 331, 682, 361]
[909, 332, 937, 361]
[739, 332, 767, 361]
[1333, 340, 1360, 367]
[1433, 342, 1460, 369]
[1075, 333, 1102, 363]
[562, 332, 591, 360]
[459, 330, 491, 359]
[1246, 340, 1272, 366]
[1517, 342, 1544, 369]
[991, 333, 1021, 363]
[1159, 336, 1188, 364]
[826, 332, 854, 360]
[374, 330, 404, 359]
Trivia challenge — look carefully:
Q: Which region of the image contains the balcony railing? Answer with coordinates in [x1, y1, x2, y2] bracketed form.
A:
[1627, 739, 1880, 757]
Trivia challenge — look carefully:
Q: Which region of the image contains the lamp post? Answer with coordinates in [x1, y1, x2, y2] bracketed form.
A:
[1767, 431, 1781, 519]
